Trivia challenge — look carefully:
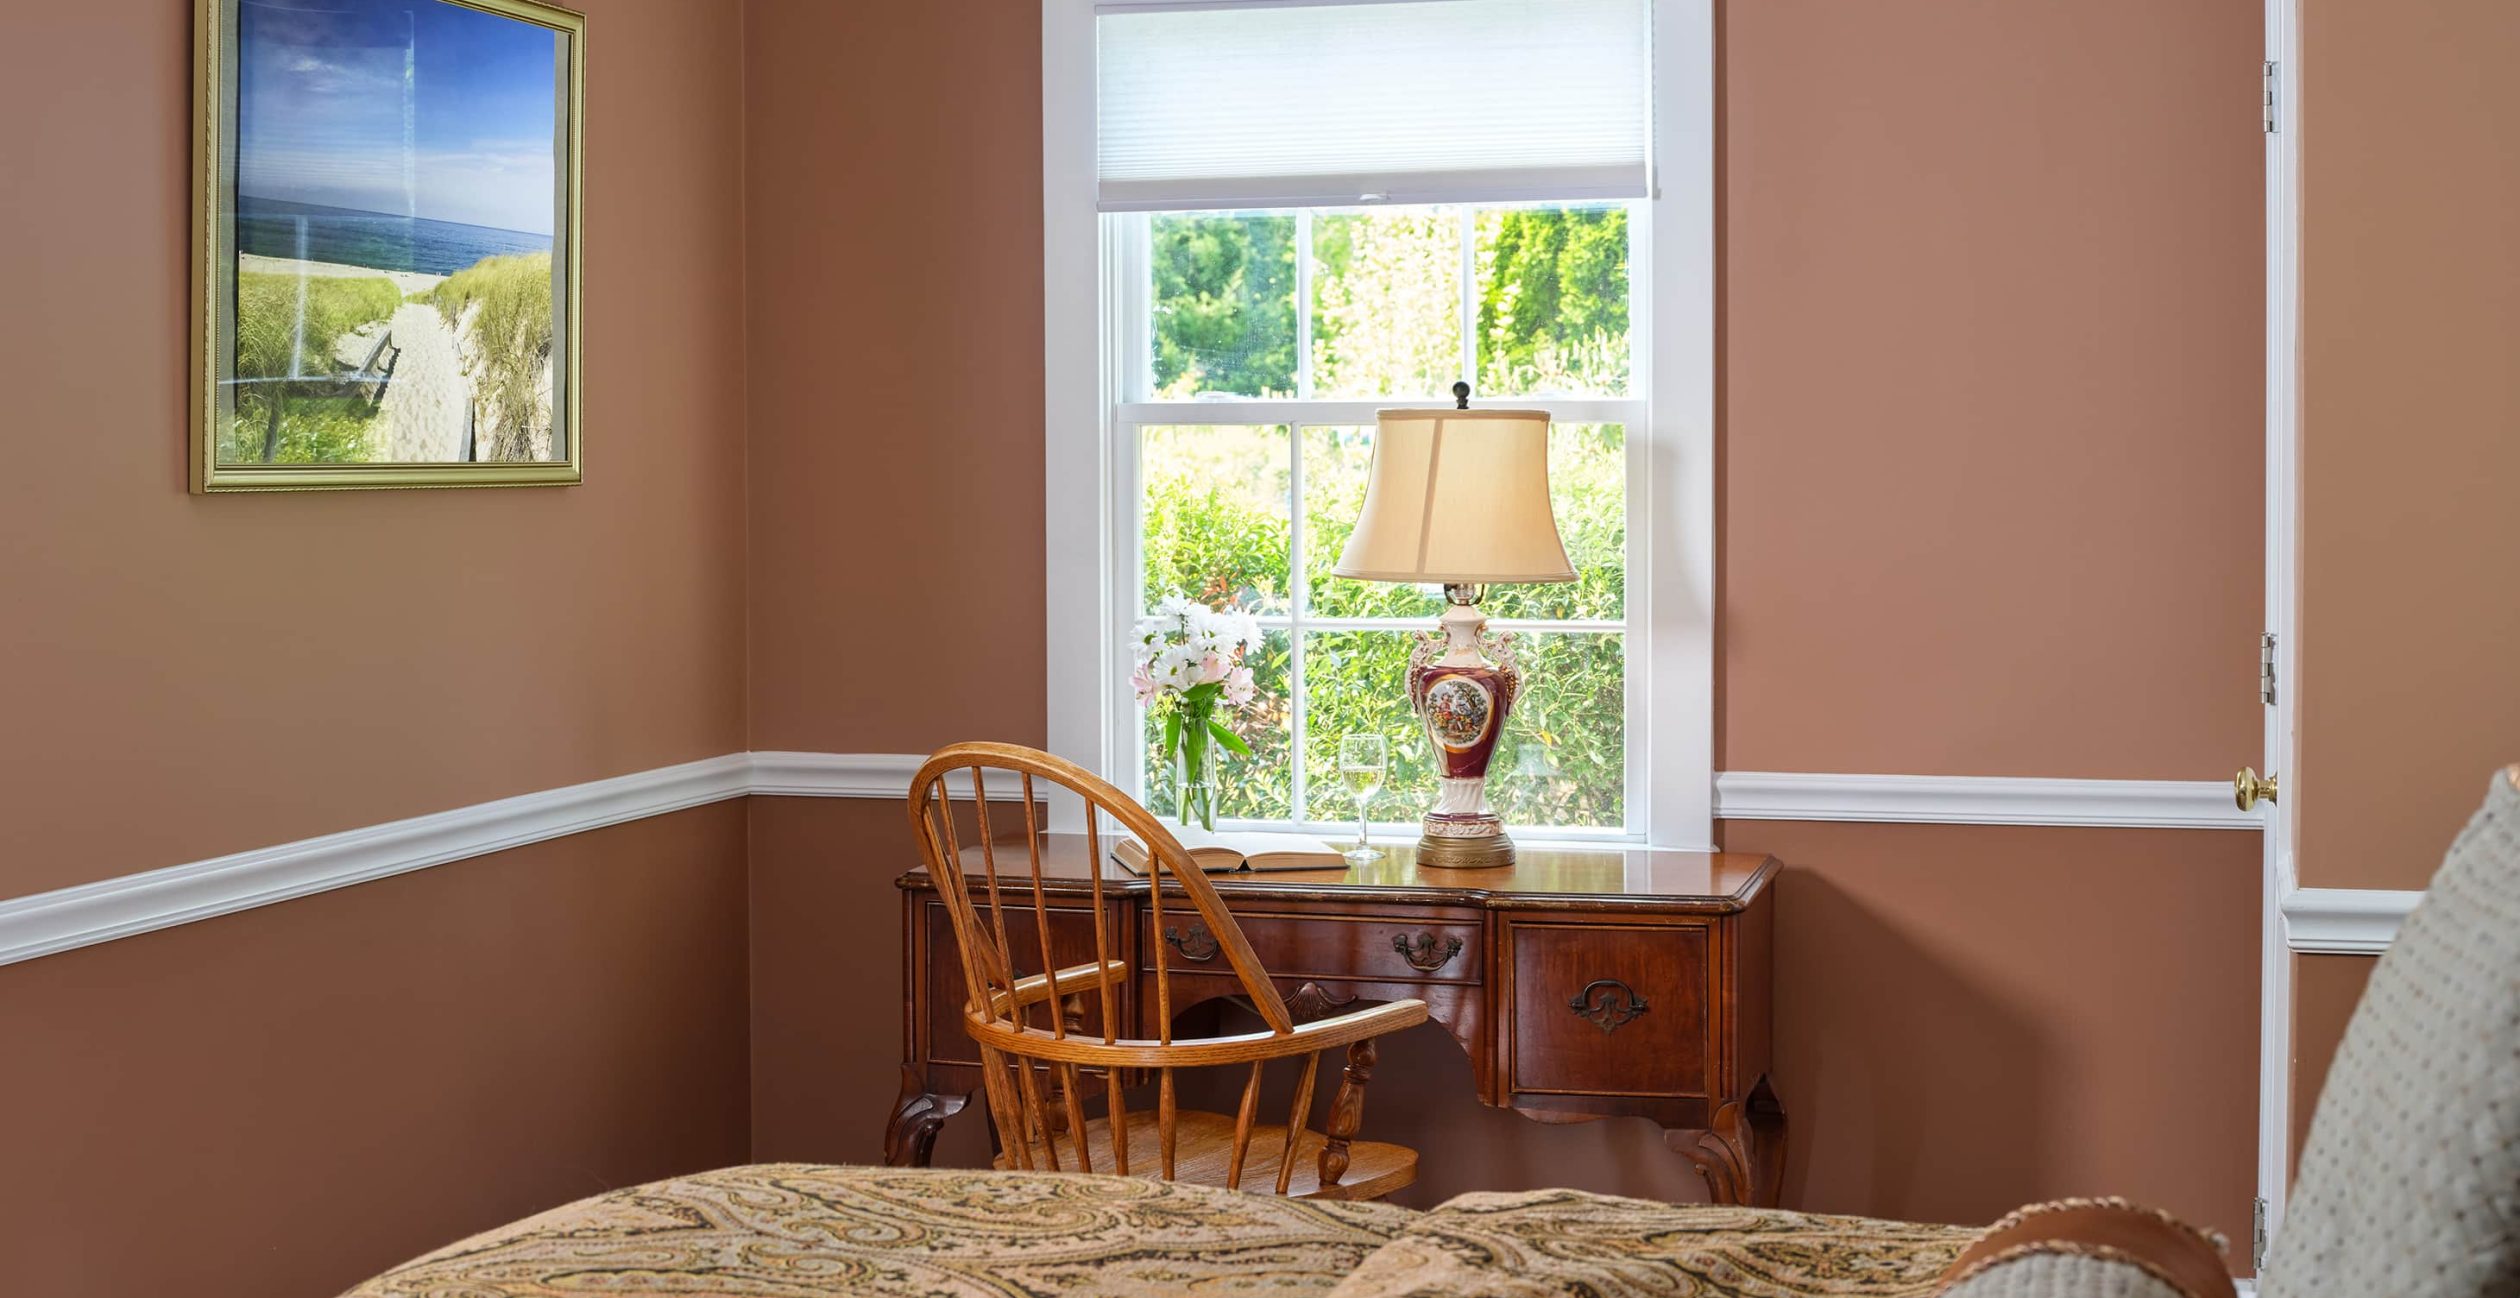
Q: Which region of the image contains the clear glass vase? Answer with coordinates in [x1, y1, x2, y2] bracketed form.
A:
[1174, 726, 1219, 832]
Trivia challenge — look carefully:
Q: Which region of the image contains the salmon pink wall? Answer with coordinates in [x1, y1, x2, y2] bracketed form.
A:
[0, 2, 754, 1294]
[2281, 0, 2520, 1156]
[743, 0, 1047, 756]
[1719, 0, 2264, 778]
[0, 0, 749, 900]
[2295, 0, 2520, 889]
[1728, 820, 2257, 1241]
[2288, 952, 2373, 1163]
[0, 805, 752, 1298]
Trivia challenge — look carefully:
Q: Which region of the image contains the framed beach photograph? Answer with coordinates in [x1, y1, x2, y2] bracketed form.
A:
[192, 0, 583, 491]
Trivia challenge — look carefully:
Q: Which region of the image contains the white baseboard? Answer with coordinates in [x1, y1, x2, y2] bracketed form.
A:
[2281, 886, 2420, 954]
[1714, 771, 2257, 830]
[0, 757, 2315, 970]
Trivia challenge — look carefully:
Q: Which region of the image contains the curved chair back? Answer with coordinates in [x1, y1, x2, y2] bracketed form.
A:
[907, 741, 1424, 1192]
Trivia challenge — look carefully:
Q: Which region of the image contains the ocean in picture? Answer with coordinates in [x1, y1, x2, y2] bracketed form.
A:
[236, 194, 552, 277]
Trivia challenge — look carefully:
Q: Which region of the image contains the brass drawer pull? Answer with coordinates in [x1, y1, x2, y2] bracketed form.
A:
[1163, 925, 1220, 962]
[1569, 978, 1649, 1034]
[1392, 931, 1465, 972]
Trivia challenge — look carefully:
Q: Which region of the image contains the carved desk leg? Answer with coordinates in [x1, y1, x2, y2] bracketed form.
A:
[884, 1063, 969, 1168]
[1316, 1038, 1379, 1189]
[1671, 1073, 1787, 1207]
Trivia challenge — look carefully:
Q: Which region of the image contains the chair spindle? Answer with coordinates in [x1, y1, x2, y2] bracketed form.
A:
[1226, 1060, 1265, 1189]
[1275, 1051, 1322, 1195]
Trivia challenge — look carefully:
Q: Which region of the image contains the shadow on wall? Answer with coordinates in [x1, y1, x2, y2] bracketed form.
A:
[1339, 1020, 1714, 1208]
[1166, 1009, 1712, 1209]
[1773, 867, 2046, 1221]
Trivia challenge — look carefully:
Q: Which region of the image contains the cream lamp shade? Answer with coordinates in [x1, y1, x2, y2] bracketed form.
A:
[1331, 408, 1576, 585]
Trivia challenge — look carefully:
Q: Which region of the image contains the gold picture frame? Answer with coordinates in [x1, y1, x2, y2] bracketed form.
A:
[192, 0, 585, 492]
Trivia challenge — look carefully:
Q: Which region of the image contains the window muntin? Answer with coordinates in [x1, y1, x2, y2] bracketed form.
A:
[1121, 201, 1642, 837]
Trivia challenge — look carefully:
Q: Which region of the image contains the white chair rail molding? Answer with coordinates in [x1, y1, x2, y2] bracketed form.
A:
[0, 754, 2403, 972]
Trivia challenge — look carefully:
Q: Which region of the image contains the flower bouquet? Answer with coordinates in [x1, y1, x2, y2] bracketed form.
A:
[1132, 597, 1263, 831]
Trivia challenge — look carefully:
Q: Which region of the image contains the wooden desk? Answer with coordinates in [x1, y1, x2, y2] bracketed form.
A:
[888, 837, 1786, 1206]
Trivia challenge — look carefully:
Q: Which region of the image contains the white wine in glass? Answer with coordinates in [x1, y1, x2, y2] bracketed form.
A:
[1339, 734, 1388, 865]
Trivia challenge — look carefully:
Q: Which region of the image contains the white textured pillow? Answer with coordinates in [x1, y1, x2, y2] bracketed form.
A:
[2260, 769, 2520, 1298]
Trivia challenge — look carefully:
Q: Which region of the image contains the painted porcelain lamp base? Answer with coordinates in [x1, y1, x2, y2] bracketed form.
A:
[1409, 591, 1522, 869]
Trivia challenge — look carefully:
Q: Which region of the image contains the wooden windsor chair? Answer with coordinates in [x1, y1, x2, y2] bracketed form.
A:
[907, 741, 1428, 1200]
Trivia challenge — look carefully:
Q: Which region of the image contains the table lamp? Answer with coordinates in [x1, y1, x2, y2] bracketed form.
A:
[1332, 384, 1575, 868]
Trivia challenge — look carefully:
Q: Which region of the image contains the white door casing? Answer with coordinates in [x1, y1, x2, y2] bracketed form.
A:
[2255, 0, 2303, 1264]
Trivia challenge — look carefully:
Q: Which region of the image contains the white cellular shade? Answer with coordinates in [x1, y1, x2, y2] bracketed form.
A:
[1096, 0, 1651, 212]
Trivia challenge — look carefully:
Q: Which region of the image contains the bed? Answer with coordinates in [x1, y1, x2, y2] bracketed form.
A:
[342, 1163, 1974, 1298]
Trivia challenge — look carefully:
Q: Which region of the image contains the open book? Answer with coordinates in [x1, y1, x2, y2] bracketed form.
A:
[1110, 825, 1347, 875]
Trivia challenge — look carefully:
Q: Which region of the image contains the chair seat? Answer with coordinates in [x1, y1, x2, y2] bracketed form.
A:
[993, 1107, 1417, 1201]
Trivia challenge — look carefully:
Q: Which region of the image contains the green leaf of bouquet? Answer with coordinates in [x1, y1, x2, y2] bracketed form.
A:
[1162, 711, 1181, 757]
[1207, 719, 1252, 757]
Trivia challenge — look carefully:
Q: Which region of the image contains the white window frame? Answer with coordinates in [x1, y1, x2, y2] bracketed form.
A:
[1041, 0, 1714, 850]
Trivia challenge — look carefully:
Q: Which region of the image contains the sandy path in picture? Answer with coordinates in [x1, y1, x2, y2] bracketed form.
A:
[376, 303, 471, 461]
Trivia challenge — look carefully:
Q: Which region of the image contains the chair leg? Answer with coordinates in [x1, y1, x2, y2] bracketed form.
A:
[976, 1048, 1031, 1170]
[1317, 1038, 1378, 1189]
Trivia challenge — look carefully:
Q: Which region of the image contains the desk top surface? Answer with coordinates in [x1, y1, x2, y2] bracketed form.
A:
[903, 833, 1777, 913]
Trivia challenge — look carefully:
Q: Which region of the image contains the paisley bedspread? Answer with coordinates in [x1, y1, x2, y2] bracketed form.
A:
[342, 1165, 1978, 1298]
[1326, 1187, 1974, 1298]
[342, 1164, 1414, 1298]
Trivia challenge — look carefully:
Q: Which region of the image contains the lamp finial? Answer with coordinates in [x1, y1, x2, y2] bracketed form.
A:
[1452, 381, 1471, 410]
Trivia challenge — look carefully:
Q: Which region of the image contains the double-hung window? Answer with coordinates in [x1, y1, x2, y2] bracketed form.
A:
[1044, 0, 1713, 848]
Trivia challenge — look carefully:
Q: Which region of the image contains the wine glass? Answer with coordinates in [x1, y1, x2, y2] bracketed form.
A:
[1339, 735, 1388, 865]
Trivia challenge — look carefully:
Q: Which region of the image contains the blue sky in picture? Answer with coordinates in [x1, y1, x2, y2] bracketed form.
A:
[238, 0, 561, 236]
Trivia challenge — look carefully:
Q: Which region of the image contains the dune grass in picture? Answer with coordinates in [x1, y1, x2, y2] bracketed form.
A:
[195, 0, 583, 490]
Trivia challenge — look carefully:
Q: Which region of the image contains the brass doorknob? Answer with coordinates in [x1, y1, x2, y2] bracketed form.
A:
[2235, 766, 2279, 811]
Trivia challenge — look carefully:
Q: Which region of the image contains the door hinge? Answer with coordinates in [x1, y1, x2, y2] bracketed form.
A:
[2260, 632, 2278, 706]
[2252, 1196, 2269, 1270]
[2264, 60, 2281, 134]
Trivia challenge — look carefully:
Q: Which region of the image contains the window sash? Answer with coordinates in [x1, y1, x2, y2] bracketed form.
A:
[1046, 0, 1715, 851]
[1110, 203, 1647, 838]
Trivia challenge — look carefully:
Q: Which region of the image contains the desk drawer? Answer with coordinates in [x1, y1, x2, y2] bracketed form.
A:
[1138, 911, 1481, 984]
[1503, 919, 1710, 1100]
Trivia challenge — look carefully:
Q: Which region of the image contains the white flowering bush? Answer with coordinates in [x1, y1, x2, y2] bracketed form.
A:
[1132, 596, 1263, 829]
